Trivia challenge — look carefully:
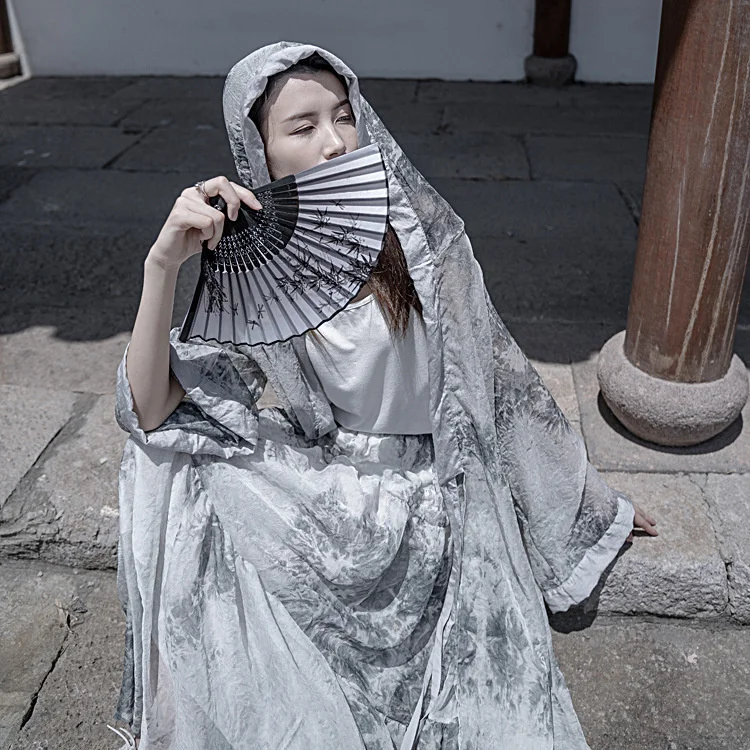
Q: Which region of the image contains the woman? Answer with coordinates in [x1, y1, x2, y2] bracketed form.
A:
[111, 42, 657, 749]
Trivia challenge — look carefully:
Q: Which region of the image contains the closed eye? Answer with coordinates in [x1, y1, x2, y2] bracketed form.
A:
[293, 115, 353, 136]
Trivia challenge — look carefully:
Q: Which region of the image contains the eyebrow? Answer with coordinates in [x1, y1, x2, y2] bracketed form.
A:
[281, 98, 352, 124]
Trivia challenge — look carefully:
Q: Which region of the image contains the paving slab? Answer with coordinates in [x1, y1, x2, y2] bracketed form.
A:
[582, 471, 728, 618]
[0, 394, 125, 570]
[0, 125, 140, 169]
[501, 318, 627, 365]
[0, 386, 77, 507]
[0, 166, 37, 204]
[443, 101, 652, 137]
[113, 75, 224, 102]
[1, 561, 124, 750]
[0, 98, 141, 128]
[0, 249, 197, 356]
[0, 301, 131, 362]
[0, 560, 93, 749]
[372, 102, 445, 135]
[549, 619, 750, 750]
[359, 78, 418, 108]
[430, 178, 638, 240]
[692, 473, 750, 624]
[563, 84, 655, 110]
[0, 310, 131, 394]
[616, 179, 644, 224]
[416, 81, 654, 111]
[474, 236, 636, 322]
[739, 328, 750, 362]
[2, 558, 748, 750]
[109, 123, 239, 175]
[0, 168, 194, 228]
[119, 96, 227, 132]
[0, 76, 141, 103]
[0, 224, 157, 313]
[572, 354, 750, 473]
[0, 72, 746, 750]
[526, 134, 649, 183]
[393, 131, 529, 181]
[0, 78, 146, 128]
[417, 79, 580, 106]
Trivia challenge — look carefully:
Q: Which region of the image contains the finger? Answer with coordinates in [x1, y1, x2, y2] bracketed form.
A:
[206, 176, 263, 216]
[633, 503, 657, 527]
[180, 203, 224, 248]
[229, 180, 263, 211]
[636, 516, 659, 536]
[193, 212, 219, 244]
[183, 177, 239, 220]
[198, 207, 225, 250]
[193, 176, 240, 220]
[188, 199, 225, 222]
[176, 196, 225, 232]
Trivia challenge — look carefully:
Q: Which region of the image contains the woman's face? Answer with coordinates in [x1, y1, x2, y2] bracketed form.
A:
[261, 70, 358, 180]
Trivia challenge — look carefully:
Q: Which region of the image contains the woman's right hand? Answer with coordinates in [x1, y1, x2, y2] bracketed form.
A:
[147, 176, 262, 270]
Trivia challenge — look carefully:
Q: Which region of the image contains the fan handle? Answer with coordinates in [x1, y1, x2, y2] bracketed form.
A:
[208, 195, 228, 214]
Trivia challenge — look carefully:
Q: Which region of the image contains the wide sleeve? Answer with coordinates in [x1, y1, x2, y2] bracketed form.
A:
[114, 327, 267, 458]
[485, 290, 635, 613]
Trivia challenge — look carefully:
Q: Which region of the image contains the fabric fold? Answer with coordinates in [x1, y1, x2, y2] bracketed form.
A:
[115, 330, 267, 458]
[484, 286, 634, 612]
[113, 40, 638, 750]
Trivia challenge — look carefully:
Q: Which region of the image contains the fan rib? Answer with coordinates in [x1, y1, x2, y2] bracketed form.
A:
[234, 267, 253, 341]
[227, 272, 237, 344]
[252, 262, 286, 342]
[295, 216, 387, 244]
[266, 252, 331, 335]
[282, 235, 367, 303]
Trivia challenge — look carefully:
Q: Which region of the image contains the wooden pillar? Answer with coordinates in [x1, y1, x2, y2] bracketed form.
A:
[597, 0, 750, 446]
[626, 0, 750, 383]
[0, 0, 21, 79]
[533, 0, 572, 58]
[525, 0, 576, 86]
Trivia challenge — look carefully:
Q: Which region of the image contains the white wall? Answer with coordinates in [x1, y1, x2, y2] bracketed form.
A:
[7, 0, 534, 80]
[571, 0, 663, 83]
[8, 0, 661, 83]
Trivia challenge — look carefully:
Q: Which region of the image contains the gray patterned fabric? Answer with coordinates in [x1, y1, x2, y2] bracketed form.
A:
[113, 41, 635, 749]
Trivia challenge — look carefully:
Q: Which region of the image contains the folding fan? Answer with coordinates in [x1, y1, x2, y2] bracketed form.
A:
[179, 143, 388, 346]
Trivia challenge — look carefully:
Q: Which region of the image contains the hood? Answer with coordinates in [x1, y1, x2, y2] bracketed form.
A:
[219, 42, 499, 485]
[223, 41, 372, 190]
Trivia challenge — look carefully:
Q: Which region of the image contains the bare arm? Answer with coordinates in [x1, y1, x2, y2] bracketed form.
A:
[126, 256, 187, 432]
[125, 176, 261, 433]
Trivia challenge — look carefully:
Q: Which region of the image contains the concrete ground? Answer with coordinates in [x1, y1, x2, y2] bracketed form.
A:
[0, 74, 748, 749]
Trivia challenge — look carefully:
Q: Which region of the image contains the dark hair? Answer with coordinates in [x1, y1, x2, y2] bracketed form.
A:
[249, 52, 347, 141]
[248, 53, 423, 341]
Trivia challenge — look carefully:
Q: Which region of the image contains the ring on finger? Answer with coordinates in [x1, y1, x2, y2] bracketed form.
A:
[194, 180, 208, 201]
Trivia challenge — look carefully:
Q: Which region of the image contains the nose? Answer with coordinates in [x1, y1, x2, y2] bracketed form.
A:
[322, 124, 346, 160]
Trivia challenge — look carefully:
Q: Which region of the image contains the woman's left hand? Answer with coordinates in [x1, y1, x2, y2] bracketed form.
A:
[626, 501, 658, 543]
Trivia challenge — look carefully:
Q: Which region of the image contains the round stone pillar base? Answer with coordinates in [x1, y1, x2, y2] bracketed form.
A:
[597, 330, 749, 447]
[524, 54, 577, 86]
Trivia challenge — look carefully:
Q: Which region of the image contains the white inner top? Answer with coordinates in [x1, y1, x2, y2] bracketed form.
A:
[303, 293, 432, 435]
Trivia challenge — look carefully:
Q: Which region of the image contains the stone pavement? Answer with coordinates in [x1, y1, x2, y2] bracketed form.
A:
[0, 74, 748, 749]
